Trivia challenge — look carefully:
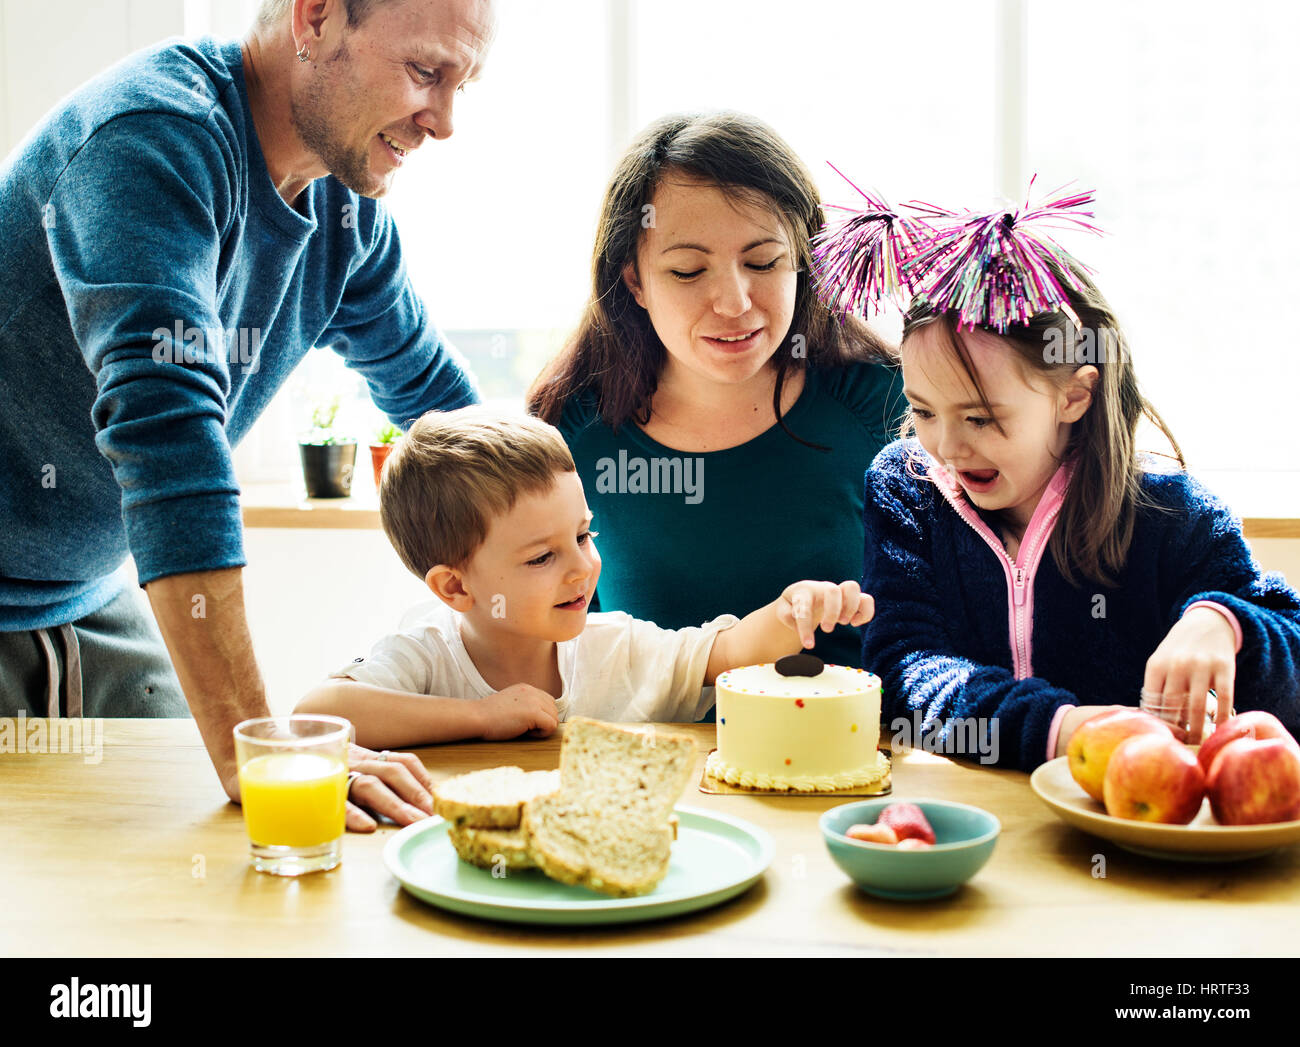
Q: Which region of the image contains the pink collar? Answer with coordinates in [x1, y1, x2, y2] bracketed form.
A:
[924, 453, 1074, 560]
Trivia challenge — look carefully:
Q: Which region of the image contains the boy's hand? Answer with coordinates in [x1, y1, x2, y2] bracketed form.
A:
[778, 580, 875, 650]
[478, 684, 560, 741]
[1143, 607, 1237, 744]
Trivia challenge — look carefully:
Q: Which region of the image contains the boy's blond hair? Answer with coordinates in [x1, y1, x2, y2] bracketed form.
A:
[379, 408, 576, 578]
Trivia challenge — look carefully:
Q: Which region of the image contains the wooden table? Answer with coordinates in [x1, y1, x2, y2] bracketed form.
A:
[5, 719, 1298, 957]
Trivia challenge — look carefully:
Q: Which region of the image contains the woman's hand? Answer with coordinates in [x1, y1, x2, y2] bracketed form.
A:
[778, 580, 875, 649]
[345, 744, 435, 833]
[1143, 607, 1237, 744]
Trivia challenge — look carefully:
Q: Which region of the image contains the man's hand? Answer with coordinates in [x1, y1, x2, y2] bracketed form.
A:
[345, 745, 435, 833]
[477, 684, 560, 741]
[778, 580, 875, 650]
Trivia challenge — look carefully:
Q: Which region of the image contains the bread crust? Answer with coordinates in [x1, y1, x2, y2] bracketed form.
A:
[439, 720, 697, 896]
[522, 720, 697, 896]
[447, 823, 535, 870]
[433, 767, 560, 828]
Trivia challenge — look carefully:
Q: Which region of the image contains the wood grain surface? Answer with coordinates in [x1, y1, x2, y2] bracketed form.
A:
[4, 719, 1297, 957]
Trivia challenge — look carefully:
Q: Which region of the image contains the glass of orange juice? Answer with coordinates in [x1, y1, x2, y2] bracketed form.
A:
[233, 715, 351, 876]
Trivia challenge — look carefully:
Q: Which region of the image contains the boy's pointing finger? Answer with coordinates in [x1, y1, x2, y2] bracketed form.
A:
[852, 593, 875, 626]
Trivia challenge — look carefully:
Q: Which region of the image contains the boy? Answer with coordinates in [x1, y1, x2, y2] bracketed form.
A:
[296, 408, 873, 749]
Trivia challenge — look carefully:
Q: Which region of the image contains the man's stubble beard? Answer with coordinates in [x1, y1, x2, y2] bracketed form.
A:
[289, 41, 391, 199]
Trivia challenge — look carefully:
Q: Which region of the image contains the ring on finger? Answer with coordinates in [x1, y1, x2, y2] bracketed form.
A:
[378, 751, 390, 762]
[346, 770, 362, 797]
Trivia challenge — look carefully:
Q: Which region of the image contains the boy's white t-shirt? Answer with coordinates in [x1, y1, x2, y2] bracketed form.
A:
[328, 600, 740, 723]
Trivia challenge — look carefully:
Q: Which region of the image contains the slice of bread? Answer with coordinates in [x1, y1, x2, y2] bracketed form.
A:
[522, 718, 697, 897]
[433, 767, 560, 828]
[447, 823, 534, 870]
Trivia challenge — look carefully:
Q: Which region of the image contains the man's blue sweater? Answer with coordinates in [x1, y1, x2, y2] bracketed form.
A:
[0, 37, 478, 629]
[861, 440, 1300, 770]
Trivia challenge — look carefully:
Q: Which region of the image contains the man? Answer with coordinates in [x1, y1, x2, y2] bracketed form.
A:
[0, 0, 496, 830]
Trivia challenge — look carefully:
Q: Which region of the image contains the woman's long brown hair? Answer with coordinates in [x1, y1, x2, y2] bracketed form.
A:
[901, 257, 1184, 588]
[528, 111, 892, 447]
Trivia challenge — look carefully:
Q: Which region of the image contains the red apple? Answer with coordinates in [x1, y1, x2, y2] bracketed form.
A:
[1103, 734, 1206, 824]
[1068, 709, 1175, 802]
[1197, 711, 1300, 775]
[1206, 737, 1300, 825]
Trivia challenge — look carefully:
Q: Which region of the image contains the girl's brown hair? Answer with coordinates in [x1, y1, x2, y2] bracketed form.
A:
[901, 257, 1184, 587]
[527, 111, 892, 446]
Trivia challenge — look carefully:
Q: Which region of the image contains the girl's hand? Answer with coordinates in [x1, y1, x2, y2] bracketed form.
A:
[1056, 705, 1123, 758]
[778, 580, 875, 649]
[1143, 607, 1237, 744]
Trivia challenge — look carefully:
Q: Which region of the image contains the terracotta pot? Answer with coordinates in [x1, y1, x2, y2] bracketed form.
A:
[370, 443, 395, 488]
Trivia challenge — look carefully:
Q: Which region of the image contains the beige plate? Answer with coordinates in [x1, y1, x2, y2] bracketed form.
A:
[698, 749, 892, 797]
[1030, 756, 1300, 862]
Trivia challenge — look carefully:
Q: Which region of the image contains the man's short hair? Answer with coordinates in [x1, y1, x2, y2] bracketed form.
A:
[258, 0, 390, 28]
[379, 408, 576, 578]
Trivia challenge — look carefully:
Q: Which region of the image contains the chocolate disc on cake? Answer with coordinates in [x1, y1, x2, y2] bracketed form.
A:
[775, 652, 824, 677]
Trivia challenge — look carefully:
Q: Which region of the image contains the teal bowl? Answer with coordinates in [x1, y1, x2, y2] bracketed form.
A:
[820, 799, 1001, 900]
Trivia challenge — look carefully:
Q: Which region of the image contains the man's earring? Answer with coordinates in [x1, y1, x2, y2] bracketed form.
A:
[296, 43, 311, 62]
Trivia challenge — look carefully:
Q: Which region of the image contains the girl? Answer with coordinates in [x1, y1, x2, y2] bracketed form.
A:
[528, 113, 905, 688]
[860, 250, 1300, 771]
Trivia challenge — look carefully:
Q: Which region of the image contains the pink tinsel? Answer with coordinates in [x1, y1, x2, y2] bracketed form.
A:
[811, 163, 930, 316]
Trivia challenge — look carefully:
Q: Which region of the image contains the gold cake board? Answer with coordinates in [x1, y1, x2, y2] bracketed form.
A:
[697, 749, 892, 797]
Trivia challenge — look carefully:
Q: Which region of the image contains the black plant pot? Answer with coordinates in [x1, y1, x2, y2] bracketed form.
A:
[299, 442, 357, 498]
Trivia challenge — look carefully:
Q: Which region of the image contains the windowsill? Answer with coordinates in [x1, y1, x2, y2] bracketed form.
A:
[240, 471, 1300, 537]
[241, 481, 380, 530]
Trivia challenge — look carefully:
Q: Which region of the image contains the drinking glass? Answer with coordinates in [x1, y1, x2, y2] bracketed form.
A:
[233, 715, 351, 876]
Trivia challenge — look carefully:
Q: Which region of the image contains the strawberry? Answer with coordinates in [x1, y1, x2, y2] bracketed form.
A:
[846, 822, 899, 844]
[877, 802, 936, 844]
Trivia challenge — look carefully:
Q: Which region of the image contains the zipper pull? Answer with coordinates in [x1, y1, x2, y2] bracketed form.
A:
[1013, 566, 1027, 606]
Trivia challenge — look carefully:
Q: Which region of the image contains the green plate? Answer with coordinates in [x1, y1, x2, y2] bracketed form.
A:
[383, 805, 773, 925]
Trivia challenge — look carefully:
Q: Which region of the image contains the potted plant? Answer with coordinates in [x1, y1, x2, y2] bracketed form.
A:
[299, 397, 357, 498]
[369, 422, 401, 489]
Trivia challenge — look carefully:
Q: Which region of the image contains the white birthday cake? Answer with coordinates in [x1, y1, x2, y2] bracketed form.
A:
[706, 655, 887, 792]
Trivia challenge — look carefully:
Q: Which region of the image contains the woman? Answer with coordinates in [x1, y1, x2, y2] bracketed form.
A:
[528, 112, 904, 699]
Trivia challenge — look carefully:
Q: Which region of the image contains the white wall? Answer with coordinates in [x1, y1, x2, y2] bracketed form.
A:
[0, 0, 261, 156]
[1251, 539, 1300, 588]
[0, 0, 191, 155]
[243, 529, 433, 714]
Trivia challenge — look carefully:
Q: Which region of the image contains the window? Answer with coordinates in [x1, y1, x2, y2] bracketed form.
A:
[1027, 0, 1300, 475]
[174, 0, 1296, 489]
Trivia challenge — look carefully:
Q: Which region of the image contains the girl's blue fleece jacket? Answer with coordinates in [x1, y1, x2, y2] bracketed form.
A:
[861, 439, 1300, 771]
